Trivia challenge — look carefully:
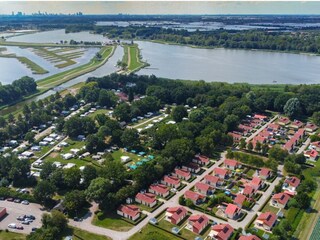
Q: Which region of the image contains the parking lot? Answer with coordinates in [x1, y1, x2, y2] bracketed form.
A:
[0, 200, 47, 234]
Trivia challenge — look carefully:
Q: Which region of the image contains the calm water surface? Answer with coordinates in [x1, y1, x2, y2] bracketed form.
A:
[137, 41, 320, 84]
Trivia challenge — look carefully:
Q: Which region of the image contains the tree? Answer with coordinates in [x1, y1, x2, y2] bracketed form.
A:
[179, 196, 186, 205]
[128, 88, 134, 103]
[0, 116, 6, 128]
[239, 138, 246, 149]
[63, 94, 77, 109]
[40, 162, 57, 180]
[224, 114, 239, 132]
[63, 190, 86, 215]
[162, 138, 194, 166]
[254, 141, 262, 152]
[82, 165, 97, 187]
[283, 98, 301, 119]
[261, 143, 269, 155]
[247, 141, 253, 151]
[86, 134, 105, 153]
[34, 180, 56, 206]
[85, 177, 112, 203]
[63, 167, 81, 189]
[113, 102, 131, 122]
[186, 199, 194, 209]
[296, 192, 311, 209]
[171, 105, 188, 122]
[24, 132, 35, 144]
[98, 89, 117, 108]
[312, 111, 320, 126]
[121, 128, 139, 149]
[269, 146, 289, 163]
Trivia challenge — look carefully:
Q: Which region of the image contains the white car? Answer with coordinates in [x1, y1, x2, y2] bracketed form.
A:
[8, 223, 16, 229]
[21, 200, 29, 205]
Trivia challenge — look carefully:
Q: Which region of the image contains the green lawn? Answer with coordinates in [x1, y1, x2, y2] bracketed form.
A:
[88, 109, 111, 119]
[0, 231, 25, 240]
[112, 149, 142, 165]
[246, 169, 255, 177]
[129, 224, 181, 240]
[261, 203, 279, 214]
[63, 227, 111, 240]
[92, 211, 134, 231]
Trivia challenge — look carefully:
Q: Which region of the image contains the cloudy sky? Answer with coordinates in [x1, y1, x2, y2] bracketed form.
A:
[0, 1, 319, 15]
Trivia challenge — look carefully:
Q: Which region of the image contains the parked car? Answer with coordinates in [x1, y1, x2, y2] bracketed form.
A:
[17, 215, 26, 221]
[21, 200, 29, 205]
[26, 215, 35, 220]
[0, 196, 4, 200]
[32, 227, 38, 232]
[22, 220, 30, 225]
[14, 199, 21, 203]
[8, 223, 16, 229]
[6, 197, 14, 202]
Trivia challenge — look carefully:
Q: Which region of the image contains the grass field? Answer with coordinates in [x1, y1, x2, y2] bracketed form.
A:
[63, 227, 111, 240]
[92, 211, 134, 231]
[122, 44, 147, 73]
[261, 203, 279, 214]
[0, 231, 25, 240]
[129, 224, 181, 240]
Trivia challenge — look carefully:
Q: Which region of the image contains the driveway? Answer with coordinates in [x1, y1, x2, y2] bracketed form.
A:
[0, 200, 48, 234]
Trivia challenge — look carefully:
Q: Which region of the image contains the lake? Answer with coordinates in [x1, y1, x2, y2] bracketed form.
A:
[0, 46, 99, 84]
[137, 41, 320, 84]
[8, 29, 109, 43]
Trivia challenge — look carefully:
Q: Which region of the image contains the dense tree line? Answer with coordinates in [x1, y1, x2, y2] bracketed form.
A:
[0, 76, 37, 106]
[89, 26, 320, 54]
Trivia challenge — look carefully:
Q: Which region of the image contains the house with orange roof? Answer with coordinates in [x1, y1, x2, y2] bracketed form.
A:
[193, 154, 210, 166]
[204, 175, 221, 187]
[195, 182, 214, 195]
[290, 120, 304, 129]
[224, 159, 241, 170]
[233, 194, 248, 208]
[208, 223, 234, 240]
[187, 214, 209, 234]
[239, 235, 261, 240]
[182, 162, 201, 174]
[304, 149, 319, 161]
[135, 192, 157, 207]
[117, 204, 140, 221]
[242, 185, 256, 197]
[278, 117, 290, 126]
[255, 212, 278, 231]
[258, 168, 273, 180]
[271, 192, 291, 208]
[310, 141, 320, 151]
[213, 167, 230, 179]
[149, 184, 169, 198]
[184, 190, 206, 205]
[224, 203, 241, 219]
[305, 123, 318, 133]
[173, 168, 191, 181]
[250, 177, 265, 190]
[161, 175, 181, 188]
[283, 176, 301, 193]
[165, 206, 187, 225]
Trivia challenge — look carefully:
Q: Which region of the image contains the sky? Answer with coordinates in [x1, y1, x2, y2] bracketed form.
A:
[0, 1, 320, 15]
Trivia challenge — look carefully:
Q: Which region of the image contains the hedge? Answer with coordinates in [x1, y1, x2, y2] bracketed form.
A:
[0, 187, 36, 203]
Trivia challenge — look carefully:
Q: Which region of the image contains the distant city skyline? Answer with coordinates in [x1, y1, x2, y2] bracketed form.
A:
[1, 1, 320, 15]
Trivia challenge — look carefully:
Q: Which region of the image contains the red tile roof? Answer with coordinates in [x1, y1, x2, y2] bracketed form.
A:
[257, 212, 277, 227]
[166, 206, 187, 223]
[251, 177, 263, 187]
[184, 190, 205, 202]
[204, 175, 220, 184]
[272, 192, 291, 206]
[185, 162, 200, 170]
[234, 194, 247, 206]
[194, 154, 210, 163]
[118, 204, 140, 218]
[259, 168, 271, 177]
[175, 168, 191, 178]
[305, 149, 319, 158]
[163, 175, 180, 185]
[211, 223, 234, 240]
[188, 214, 209, 232]
[224, 159, 239, 167]
[278, 117, 290, 124]
[195, 182, 212, 192]
[306, 123, 318, 131]
[254, 114, 267, 120]
[285, 176, 301, 188]
[135, 192, 156, 204]
[149, 184, 169, 194]
[311, 141, 320, 148]
[243, 185, 256, 196]
[239, 235, 261, 240]
[213, 167, 228, 177]
[291, 120, 304, 128]
[268, 123, 280, 130]
[225, 204, 241, 216]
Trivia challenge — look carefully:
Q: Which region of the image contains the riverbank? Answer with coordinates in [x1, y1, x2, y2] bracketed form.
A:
[0, 39, 103, 48]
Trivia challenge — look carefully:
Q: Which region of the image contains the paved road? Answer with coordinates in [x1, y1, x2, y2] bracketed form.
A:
[246, 115, 279, 143]
[297, 137, 311, 154]
[69, 152, 283, 240]
[129, 114, 166, 129]
[0, 201, 48, 234]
